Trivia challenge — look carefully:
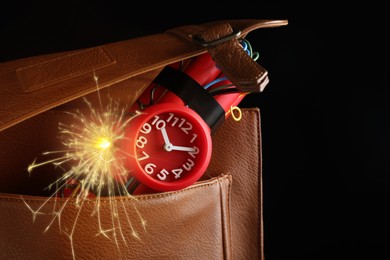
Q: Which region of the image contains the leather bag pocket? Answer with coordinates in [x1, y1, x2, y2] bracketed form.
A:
[0, 174, 232, 260]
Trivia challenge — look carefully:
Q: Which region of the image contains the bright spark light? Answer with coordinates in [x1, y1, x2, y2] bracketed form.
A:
[97, 138, 111, 149]
[23, 75, 147, 260]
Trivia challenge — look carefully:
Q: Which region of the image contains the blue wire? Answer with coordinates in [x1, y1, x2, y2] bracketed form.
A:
[203, 76, 228, 90]
[243, 41, 252, 56]
[240, 39, 252, 57]
[241, 41, 248, 52]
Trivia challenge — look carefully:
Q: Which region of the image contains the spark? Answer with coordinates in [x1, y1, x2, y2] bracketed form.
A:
[97, 138, 111, 149]
[23, 78, 148, 260]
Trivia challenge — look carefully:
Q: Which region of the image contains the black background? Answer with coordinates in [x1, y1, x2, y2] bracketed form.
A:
[1, 1, 389, 260]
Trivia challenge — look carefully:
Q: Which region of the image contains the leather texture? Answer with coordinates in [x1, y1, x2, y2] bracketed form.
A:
[0, 19, 287, 133]
[205, 108, 264, 260]
[0, 175, 232, 259]
[0, 109, 261, 260]
[0, 19, 288, 259]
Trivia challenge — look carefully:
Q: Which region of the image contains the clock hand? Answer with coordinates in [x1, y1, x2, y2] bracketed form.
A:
[159, 127, 195, 152]
[160, 127, 171, 145]
[170, 145, 196, 152]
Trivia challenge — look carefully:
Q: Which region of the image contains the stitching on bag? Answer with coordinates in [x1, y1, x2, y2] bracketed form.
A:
[134, 180, 222, 200]
[1, 175, 231, 204]
[225, 174, 233, 259]
[245, 109, 262, 257]
[17, 47, 116, 93]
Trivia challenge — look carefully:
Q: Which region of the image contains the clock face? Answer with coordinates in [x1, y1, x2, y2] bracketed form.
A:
[123, 103, 212, 191]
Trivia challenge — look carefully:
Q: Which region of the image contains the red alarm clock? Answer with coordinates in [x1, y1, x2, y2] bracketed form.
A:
[121, 103, 212, 192]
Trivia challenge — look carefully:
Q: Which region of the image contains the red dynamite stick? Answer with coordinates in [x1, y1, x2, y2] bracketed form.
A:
[155, 53, 221, 105]
[208, 71, 249, 118]
[127, 53, 221, 111]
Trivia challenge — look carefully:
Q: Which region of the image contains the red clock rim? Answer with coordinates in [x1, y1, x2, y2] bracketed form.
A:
[123, 103, 212, 192]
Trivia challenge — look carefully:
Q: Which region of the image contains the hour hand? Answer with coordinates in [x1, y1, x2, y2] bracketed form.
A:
[160, 127, 171, 145]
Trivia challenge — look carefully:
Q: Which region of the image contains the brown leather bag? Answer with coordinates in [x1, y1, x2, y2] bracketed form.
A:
[0, 19, 287, 259]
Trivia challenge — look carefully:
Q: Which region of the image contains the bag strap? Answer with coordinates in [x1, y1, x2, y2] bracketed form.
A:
[0, 19, 287, 132]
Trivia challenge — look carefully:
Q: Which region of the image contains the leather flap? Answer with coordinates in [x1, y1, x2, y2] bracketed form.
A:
[0, 19, 287, 132]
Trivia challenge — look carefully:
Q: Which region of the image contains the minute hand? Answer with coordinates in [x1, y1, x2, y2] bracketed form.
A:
[170, 145, 196, 152]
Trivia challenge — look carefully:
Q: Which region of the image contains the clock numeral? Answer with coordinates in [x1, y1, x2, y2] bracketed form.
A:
[178, 118, 186, 127]
[188, 146, 199, 158]
[140, 123, 152, 134]
[157, 168, 184, 181]
[155, 120, 166, 130]
[183, 159, 195, 171]
[166, 113, 175, 122]
[151, 116, 160, 125]
[158, 168, 169, 181]
[181, 122, 192, 134]
[172, 168, 183, 179]
[138, 151, 149, 161]
[144, 163, 156, 175]
[166, 113, 184, 127]
[171, 117, 179, 126]
[190, 134, 197, 143]
[136, 136, 148, 148]
[151, 116, 166, 130]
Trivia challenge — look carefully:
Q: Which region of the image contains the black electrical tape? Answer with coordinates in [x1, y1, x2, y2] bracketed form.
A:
[154, 66, 225, 133]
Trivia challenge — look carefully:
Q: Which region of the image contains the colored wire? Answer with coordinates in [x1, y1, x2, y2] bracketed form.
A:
[203, 38, 259, 93]
[149, 84, 160, 105]
[203, 76, 228, 90]
[136, 83, 161, 109]
[210, 87, 240, 97]
[208, 84, 236, 94]
[240, 38, 259, 61]
[125, 177, 140, 194]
